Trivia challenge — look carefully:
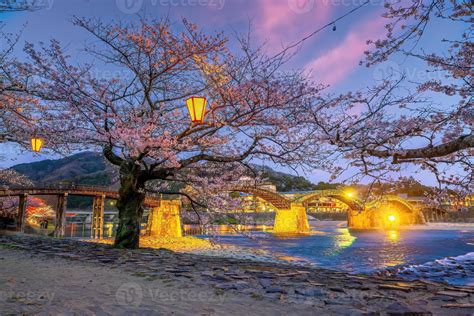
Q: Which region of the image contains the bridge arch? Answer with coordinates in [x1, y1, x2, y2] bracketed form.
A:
[366, 195, 416, 213]
[231, 186, 308, 234]
[231, 186, 292, 210]
[296, 190, 365, 212]
[359, 195, 425, 228]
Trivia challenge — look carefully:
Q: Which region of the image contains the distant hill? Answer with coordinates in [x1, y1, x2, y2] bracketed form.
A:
[11, 152, 116, 209]
[256, 165, 339, 192]
[11, 152, 114, 186]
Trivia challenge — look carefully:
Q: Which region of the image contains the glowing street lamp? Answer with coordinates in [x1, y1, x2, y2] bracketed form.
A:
[345, 190, 356, 199]
[186, 96, 207, 124]
[31, 137, 43, 152]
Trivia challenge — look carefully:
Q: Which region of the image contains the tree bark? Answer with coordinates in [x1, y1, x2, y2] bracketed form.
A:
[114, 162, 145, 249]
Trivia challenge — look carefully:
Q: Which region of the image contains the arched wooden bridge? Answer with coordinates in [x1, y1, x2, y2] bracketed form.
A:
[230, 186, 433, 232]
[1, 184, 427, 215]
[233, 186, 422, 213]
[0, 184, 447, 236]
[295, 189, 365, 211]
[233, 185, 292, 209]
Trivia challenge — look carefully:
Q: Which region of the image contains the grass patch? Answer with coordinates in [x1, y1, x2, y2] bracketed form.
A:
[0, 243, 21, 250]
[251, 293, 264, 300]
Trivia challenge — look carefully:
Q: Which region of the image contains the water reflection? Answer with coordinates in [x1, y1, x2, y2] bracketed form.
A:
[386, 230, 399, 242]
[324, 228, 357, 257]
[377, 230, 405, 267]
[334, 228, 357, 250]
[183, 224, 270, 235]
[197, 221, 474, 276]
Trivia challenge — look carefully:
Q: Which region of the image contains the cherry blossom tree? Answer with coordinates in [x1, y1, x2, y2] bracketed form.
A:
[0, 24, 35, 190]
[16, 17, 326, 248]
[0, 195, 53, 224]
[1, 0, 56, 149]
[317, 0, 472, 193]
[0, 169, 32, 189]
[0, 36, 35, 144]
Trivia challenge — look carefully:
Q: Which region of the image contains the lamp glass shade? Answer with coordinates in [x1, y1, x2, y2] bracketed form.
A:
[31, 138, 43, 152]
[186, 97, 207, 123]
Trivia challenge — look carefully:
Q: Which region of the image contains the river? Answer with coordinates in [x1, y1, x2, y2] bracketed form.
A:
[198, 221, 474, 285]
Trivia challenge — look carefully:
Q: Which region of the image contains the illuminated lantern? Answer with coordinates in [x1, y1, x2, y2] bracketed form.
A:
[185, 96, 207, 123]
[31, 137, 43, 152]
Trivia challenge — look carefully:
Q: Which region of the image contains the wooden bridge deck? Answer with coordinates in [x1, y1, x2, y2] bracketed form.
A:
[0, 185, 161, 207]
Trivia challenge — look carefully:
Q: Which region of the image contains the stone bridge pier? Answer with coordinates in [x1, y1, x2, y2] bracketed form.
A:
[54, 193, 68, 238]
[273, 203, 310, 234]
[348, 205, 426, 229]
[148, 200, 182, 238]
[91, 195, 105, 239]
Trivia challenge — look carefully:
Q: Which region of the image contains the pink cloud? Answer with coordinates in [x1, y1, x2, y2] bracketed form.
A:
[306, 14, 386, 86]
[255, 0, 332, 53]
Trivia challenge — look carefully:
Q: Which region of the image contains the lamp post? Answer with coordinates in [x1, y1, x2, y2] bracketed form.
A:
[185, 96, 207, 124]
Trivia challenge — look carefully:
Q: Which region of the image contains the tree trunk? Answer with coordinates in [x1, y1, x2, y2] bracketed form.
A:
[114, 162, 145, 249]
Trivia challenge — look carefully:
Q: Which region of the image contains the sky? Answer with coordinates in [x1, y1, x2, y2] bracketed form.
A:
[0, 0, 463, 185]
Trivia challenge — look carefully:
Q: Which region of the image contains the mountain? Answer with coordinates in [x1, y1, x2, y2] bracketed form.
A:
[11, 152, 114, 186]
[256, 165, 339, 192]
[10, 152, 116, 209]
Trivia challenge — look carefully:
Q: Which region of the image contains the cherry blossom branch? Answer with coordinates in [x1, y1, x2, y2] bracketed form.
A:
[368, 134, 474, 163]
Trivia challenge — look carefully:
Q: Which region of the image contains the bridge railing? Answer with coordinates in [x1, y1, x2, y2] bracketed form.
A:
[6, 182, 114, 192]
[3, 182, 162, 201]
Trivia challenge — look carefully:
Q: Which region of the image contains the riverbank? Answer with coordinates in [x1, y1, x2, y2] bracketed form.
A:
[2, 233, 474, 314]
[87, 235, 288, 264]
